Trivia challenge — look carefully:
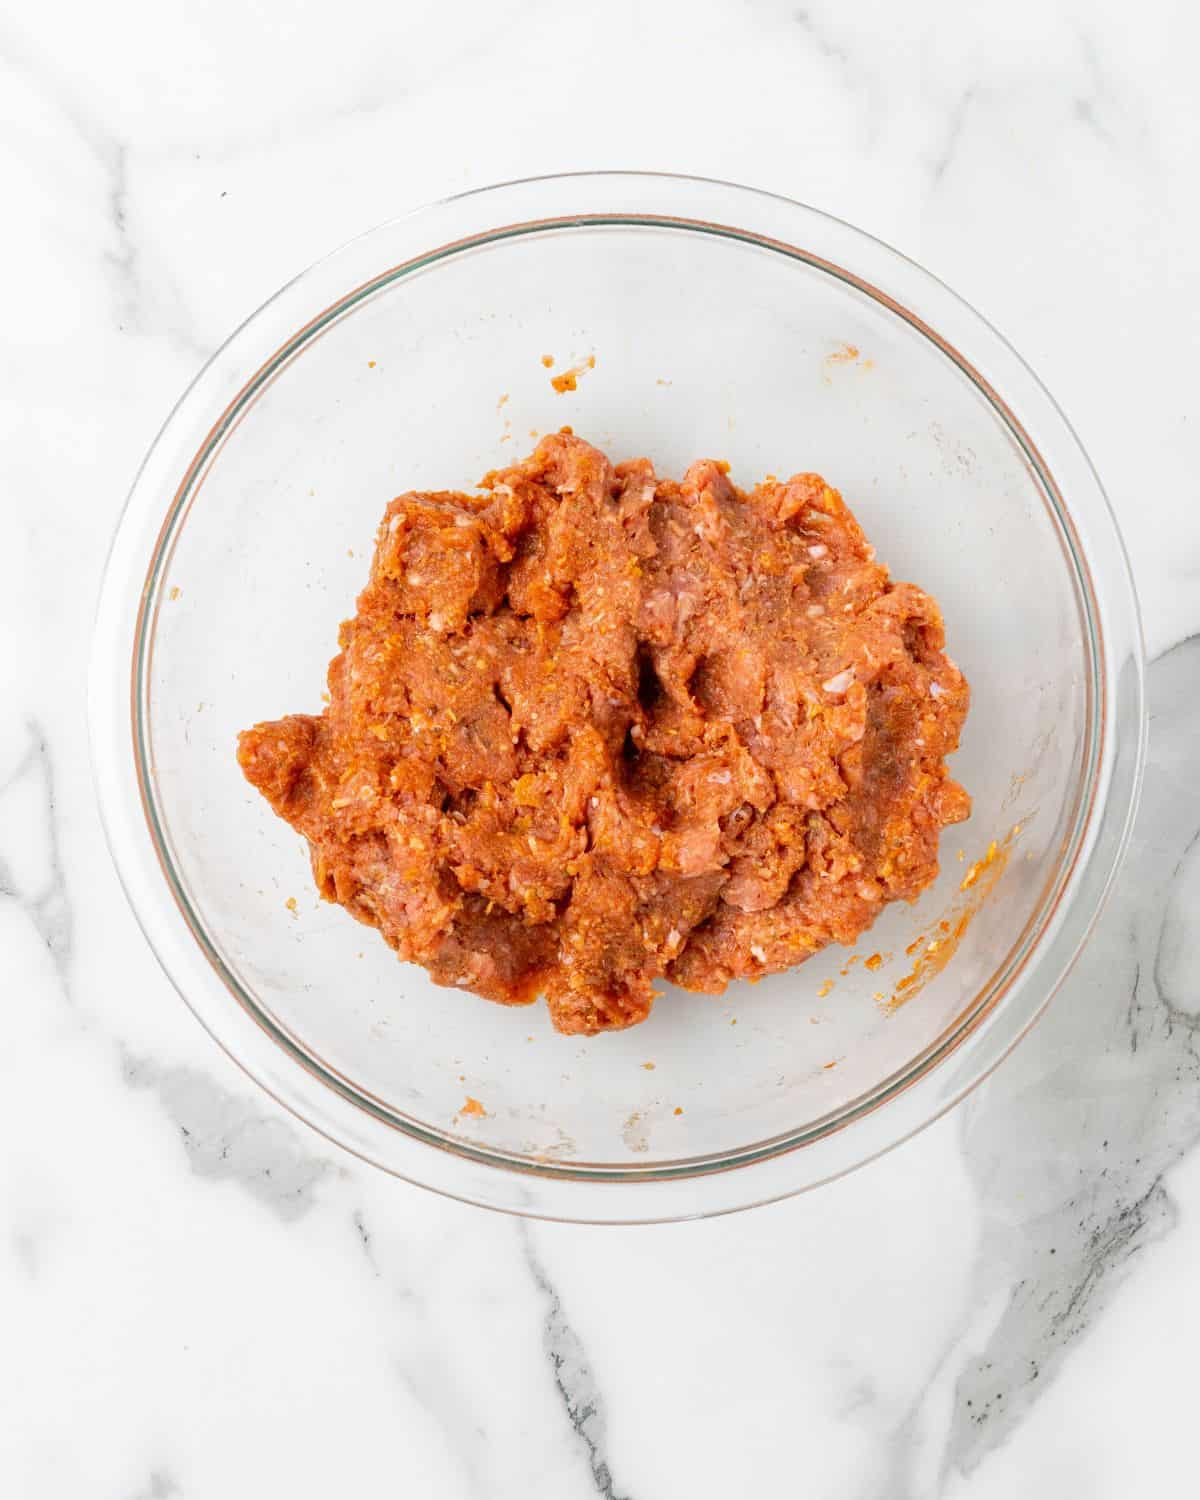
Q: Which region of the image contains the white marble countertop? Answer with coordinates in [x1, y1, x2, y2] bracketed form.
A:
[3, 1, 1198, 1493]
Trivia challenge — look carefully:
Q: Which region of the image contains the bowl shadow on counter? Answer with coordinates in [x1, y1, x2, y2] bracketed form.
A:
[935, 634, 1198, 1474]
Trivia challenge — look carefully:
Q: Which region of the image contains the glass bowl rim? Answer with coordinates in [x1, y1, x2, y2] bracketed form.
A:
[89, 171, 1146, 1222]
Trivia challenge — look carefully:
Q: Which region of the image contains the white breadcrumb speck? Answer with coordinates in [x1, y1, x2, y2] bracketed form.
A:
[821, 668, 855, 695]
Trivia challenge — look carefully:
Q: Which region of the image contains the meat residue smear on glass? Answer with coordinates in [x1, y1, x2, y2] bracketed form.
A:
[882, 825, 1020, 1011]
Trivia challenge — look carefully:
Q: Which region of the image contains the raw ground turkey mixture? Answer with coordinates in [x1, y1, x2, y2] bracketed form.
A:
[238, 433, 970, 1035]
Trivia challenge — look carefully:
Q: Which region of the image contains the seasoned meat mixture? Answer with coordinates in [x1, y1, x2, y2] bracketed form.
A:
[238, 433, 970, 1034]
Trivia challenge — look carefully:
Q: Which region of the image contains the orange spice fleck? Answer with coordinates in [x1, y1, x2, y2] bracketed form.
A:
[817, 979, 834, 999]
[827, 342, 861, 365]
[497, 392, 509, 409]
[961, 841, 1000, 890]
[512, 774, 540, 807]
[541, 354, 554, 368]
[551, 356, 594, 394]
[460, 1096, 486, 1118]
[168, 586, 181, 601]
[642, 1061, 656, 1071]
[864, 952, 884, 972]
[673, 1106, 683, 1116]
[367, 360, 377, 369]
[284, 897, 297, 914]
[823, 1060, 837, 1070]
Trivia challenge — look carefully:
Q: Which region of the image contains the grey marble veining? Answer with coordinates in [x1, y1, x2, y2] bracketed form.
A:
[866, 638, 1200, 1493]
[0, 723, 73, 994]
[522, 1224, 633, 1500]
[120, 1053, 332, 1221]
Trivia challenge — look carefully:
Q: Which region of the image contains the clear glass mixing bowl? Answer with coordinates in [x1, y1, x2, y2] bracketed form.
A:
[90, 173, 1144, 1221]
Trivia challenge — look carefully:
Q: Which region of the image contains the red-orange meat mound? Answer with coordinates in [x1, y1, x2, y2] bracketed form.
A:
[238, 433, 970, 1034]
